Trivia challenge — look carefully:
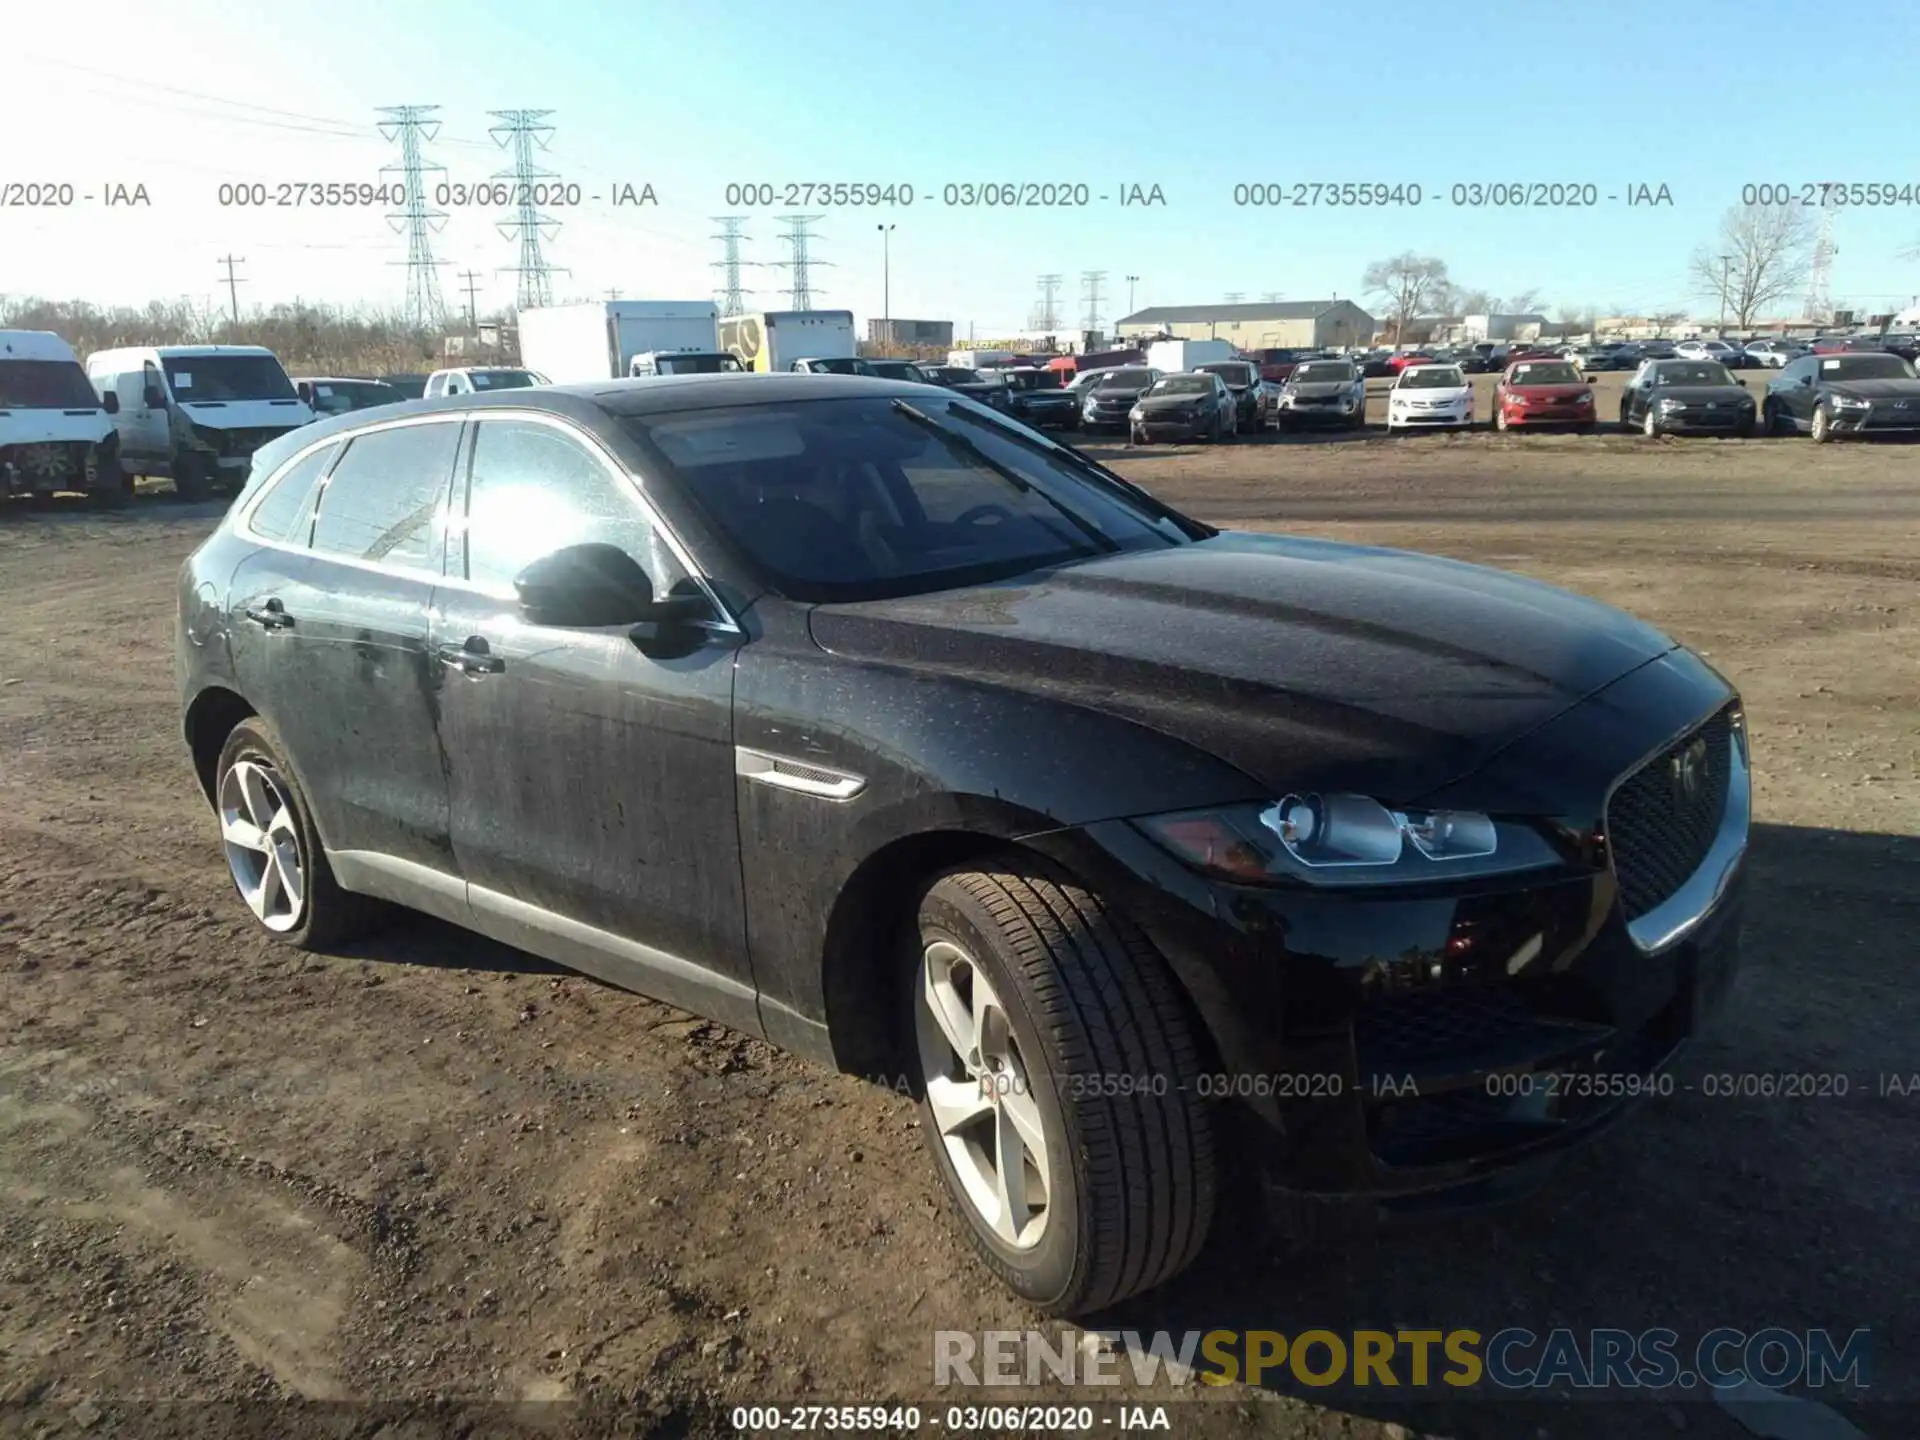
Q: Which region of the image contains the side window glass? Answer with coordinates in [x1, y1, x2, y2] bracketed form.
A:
[142, 363, 164, 401]
[463, 419, 693, 601]
[247, 442, 337, 544]
[310, 422, 459, 571]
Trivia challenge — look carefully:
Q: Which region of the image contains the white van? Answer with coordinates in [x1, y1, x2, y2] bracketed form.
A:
[422, 366, 549, 397]
[85, 345, 314, 501]
[1, 330, 129, 506]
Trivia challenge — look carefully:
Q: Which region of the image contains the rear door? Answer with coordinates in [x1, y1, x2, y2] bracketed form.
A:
[427, 413, 755, 1027]
[232, 415, 465, 893]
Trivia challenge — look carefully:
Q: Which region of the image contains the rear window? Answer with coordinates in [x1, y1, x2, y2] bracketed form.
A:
[309, 421, 461, 572]
[247, 442, 337, 543]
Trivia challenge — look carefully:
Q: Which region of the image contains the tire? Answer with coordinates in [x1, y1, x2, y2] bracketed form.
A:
[1642, 409, 1661, 438]
[1494, 405, 1510, 432]
[1810, 404, 1834, 444]
[213, 717, 384, 950]
[1763, 399, 1785, 436]
[173, 451, 214, 503]
[909, 865, 1216, 1317]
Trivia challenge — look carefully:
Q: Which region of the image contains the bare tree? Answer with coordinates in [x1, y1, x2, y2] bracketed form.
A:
[1555, 303, 1598, 337]
[1689, 204, 1815, 329]
[1505, 288, 1544, 317]
[1362, 253, 1451, 343]
[1652, 309, 1689, 335]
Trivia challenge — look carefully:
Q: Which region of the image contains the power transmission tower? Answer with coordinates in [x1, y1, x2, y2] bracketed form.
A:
[774, 214, 830, 310]
[711, 217, 757, 317]
[1806, 186, 1839, 322]
[217, 255, 245, 324]
[489, 109, 568, 310]
[1034, 273, 1063, 330]
[1080, 270, 1107, 333]
[457, 270, 483, 331]
[376, 105, 450, 330]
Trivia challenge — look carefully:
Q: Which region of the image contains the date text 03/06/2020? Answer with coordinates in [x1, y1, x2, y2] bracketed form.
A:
[719, 182, 1167, 208]
[1229, 181, 1675, 207]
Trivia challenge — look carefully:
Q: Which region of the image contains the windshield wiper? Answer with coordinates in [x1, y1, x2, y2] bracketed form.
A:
[890, 399, 1120, 553]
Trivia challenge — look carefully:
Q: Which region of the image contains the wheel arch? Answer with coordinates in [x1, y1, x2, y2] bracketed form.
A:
[184, 685, 258, 807]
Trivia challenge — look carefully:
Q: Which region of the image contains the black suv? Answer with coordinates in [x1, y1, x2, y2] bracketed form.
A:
[178, 375, 1749, 1318]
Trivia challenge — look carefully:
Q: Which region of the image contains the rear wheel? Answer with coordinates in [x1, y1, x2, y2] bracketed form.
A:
[909, 866, 1216, 1316]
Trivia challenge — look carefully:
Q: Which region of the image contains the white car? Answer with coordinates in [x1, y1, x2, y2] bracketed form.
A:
[423, 366, 550, 397]
[1386, 363, 1475, 431]
[1743, 338, 1807, 368]
[1674, 340, 1741, 367]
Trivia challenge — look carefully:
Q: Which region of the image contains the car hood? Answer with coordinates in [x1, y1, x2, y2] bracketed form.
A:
[1138, 392, 1211, 410]
[1088, 387, 1149, 402]
[1287, 381, 1357, 398]
[807, 531, 1678, 804]
[1506, 383, 1591, 400]
[1394, 386, 1471, 402]
[179, 398, 315, 429]
[1822, 377, 1920, 400]
[1653, 386, 1749, 404]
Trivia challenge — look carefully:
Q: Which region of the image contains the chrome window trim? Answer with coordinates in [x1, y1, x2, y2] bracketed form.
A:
[240, 433, 347, 542]
[1603, 703, 1751, 956]
[227, 407, 742, 633]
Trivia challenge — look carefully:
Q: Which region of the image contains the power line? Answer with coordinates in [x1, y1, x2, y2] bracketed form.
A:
[711, 217, 757, 317]
[377, 106, 450, 331]
[774, 215, 830, 311]
[490, 109, 567, 310]
[1033, 273, 1063, 330]
[217, 255, 246, 324]
[458, 270, 483, 331]
[1223, 292, 1245, 304]
[1080, 270, 1107, 333]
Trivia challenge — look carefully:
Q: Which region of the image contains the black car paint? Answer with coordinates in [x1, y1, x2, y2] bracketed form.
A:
[1618, 364, 1756, 433]
[1765, 355, 1920, 435]
[1131, 383, 1228, 440]
[179, 374, 1745, 1205]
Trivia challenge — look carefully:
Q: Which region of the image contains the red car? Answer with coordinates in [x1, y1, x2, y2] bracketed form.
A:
[1250, 347, 1311, 382]
[1505, 346, 1563, 365]
[1492, 357, 1598, 432]
[1385, 351, 1434, 373]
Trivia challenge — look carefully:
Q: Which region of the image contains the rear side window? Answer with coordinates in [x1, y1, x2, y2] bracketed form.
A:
[247, 442, 337, 543]
[310, 421, 460, 572]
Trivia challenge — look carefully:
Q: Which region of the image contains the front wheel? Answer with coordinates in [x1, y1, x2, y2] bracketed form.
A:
[909, 866, 1216, 1316]
[173, 451, 215, 502]
[1810, 404, 1834, 444]
[1494, 405, 1510, 432]
[1643, 409, 1661, 438]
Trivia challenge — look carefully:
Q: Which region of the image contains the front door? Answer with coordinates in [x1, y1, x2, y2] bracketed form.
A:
[427, 414, 755, 1029]
[117, 363, 171, 470]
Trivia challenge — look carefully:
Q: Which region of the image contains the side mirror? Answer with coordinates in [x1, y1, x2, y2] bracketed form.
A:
[513, 543, 657, 628]
[102, 392, 120, 415]
[1736, 379, 1747, 388]
[142, 385, 166, 409]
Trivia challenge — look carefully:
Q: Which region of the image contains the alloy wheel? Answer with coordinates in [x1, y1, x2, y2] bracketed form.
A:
[1643, 409, 1659, 437]
[915, 939, 1051, 1251]
[218, 758, 307, 932]
[1811, 406, 1831, 443]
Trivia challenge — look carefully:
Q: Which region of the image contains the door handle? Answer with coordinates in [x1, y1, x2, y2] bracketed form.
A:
[243, 600, 294, 630]
[436, 640, 504, 675]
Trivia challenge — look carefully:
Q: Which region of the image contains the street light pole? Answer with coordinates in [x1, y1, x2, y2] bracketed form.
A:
[1718, 253, 1732, 334]
[877, 224, 895, 351]
[1126, 274, 1139, 315]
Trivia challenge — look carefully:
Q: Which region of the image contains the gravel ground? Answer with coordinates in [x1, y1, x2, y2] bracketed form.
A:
[1, 419, 1915, 1440]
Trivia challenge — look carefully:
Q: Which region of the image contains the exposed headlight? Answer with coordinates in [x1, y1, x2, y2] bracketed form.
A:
[1135, 794, 1563, 888]
[1129, 406, 1144, 420]
[1575, 391, 1593, 404]
[1657, 397, 1685, 411]
[1830, 394, 1869, 409]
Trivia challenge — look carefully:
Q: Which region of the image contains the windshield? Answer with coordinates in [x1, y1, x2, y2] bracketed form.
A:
[1291, 362, 1354, 383]
[657, 354, 745, 375]
[162, 354, 295, 401]
[1097, 368, 1154, 390]
[0, 358, 101, 409]
[1399, 367, 1465, 389]
[1656, 362, 1734, 386]
[622, 395, 1192, 603]
[304, 380, 399, 414]
[1509, 362, 1581, 385]
[468, 370, 542, 389]
[1150, 376, 1212, 396]
[1822, 354, 1917, 381]
[1003, 369, 1059, 390]
[801, 357, 872, 375]
[1196, 363, 1254, 386]
[930, 368, 981, 384]
[380, 375, 428, 399]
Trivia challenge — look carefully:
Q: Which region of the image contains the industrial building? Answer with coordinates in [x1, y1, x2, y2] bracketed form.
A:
[1115, 300, 1375, 350]
[867, 317, 954, 349]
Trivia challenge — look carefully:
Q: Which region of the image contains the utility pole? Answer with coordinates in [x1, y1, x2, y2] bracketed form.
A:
[1125, 274, 1139, 315]
[489, 109, 567, 309]
[376, 105, 450, 331]
[876, 223, 895, 347]
[1718, 253, 1732, 333]
[605, 288, 622, 300]
[1224, 292, 1245, 304]
[458, 270, 483, 331]
[217, 255, 245, 325]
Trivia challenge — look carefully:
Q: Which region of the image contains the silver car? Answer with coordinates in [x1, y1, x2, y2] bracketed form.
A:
[1743, 338, 1808, 369]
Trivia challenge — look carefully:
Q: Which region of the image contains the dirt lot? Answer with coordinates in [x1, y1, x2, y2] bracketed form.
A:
[1, 422, 1916, 1440]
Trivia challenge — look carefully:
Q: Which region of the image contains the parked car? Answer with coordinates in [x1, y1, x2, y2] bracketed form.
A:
[1079, 366, 1163, 433]
[1385, 351, 1435, 374]
[1129, 372, 1237, 444]
[176, 371, 1750, 1316]
[1877, 333, 1920, 362]
[1357, 349, 1398, 378]
[923, 365, 1011, 410]
[1492, 359, 1598, 432]
[865, 359, 932, 384]
[1568, 343, 1626, 373]
[1741, 339, 1806, 369]
[1, 328, 128, 507]
[377, 373, 431, 400]
[1385, 363, 1474, 430]
[1762, 349, 1920, 441]
[1636, 340, 1679, 361]
[1505, 346, 1562, 366]
[1674, 340, 1742, 368]
[1193, 360, 1268, 431]
[999, 366, 1081, 429]
[424, 367, 549, 397]
[1457, 342, 1509, 374]
[1249, 347, 1312, 383]
[1618, 359, 1756, 436]
[791, 357, 879, 375]
[1063, 368, 1116, 400]
[1274, 358, 1366, 430]
[294, 376, 405, 417]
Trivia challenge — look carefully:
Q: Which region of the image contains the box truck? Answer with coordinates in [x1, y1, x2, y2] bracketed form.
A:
[518, 301, 721, 384]
[722, 310, 858, 372]
[1145, 338, 1236, 372]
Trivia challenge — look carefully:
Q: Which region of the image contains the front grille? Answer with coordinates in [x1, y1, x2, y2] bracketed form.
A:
[1605, 708, 1734, 921]
[1354, 985, 1540, 1068]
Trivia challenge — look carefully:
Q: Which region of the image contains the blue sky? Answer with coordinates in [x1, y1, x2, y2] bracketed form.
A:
[12, 0, 1920, 331]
